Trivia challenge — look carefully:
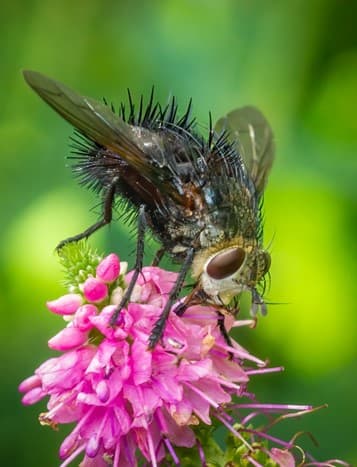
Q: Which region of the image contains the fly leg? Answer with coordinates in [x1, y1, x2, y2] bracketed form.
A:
[152, 247, 165, 266]
[174, 284, 204, 316]
[216, 310, 233, 346]
[251, 288, 267, 316]
[56, 179, 118, 250]
[110, 204, 146, 326]
[174, 302, 188, 317]
[148, 247, 194, 349]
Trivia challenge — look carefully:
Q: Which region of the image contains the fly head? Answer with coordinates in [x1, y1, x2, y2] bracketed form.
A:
[192, 237, 271, 313]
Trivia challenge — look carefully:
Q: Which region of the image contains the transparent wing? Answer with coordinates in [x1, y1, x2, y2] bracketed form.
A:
[214, 106, 275, 194]
[23, 70, 173, 193]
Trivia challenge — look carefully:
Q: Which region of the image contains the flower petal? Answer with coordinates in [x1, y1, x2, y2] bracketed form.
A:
[73, 304, 98, 331]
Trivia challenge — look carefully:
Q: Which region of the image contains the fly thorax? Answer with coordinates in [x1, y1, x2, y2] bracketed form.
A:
[192, 242, 271, 305]
[199, 226, 225, 248]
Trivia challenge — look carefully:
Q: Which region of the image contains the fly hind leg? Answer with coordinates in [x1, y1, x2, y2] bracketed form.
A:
[56, 179, 118, 250]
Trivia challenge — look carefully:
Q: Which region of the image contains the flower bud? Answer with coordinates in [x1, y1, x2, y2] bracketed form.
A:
[21, 387, 44, 405]
[18, 374, 41, 393]
[60, 432, 79, 459]
[48, 327, 87, 351]
[96, 253, 120, 283]
[86, 435, 100, 458]
[47, 294, 82, 315]
[270, 448, 295, 467]
[82, 277, 108, 303]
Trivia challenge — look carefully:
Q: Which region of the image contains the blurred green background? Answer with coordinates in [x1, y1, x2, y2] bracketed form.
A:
[1, 0, 356, 465]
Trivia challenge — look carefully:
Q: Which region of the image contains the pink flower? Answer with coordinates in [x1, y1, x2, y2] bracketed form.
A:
[19, 250, 348, 466]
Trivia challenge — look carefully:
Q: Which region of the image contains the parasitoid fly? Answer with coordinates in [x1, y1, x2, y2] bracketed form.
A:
[23, 70, 274, 348]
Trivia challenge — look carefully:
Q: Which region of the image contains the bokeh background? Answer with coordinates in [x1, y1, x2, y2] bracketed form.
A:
[1, 0, 356, 465]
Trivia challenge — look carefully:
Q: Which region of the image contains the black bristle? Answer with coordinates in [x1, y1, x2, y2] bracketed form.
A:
[127, 89, 135, 123]
[137, 95, 143, 125]
[120, 102, 126, 121]
[208, 111, 213, 148]
[166, 96, 177, 124]
[145, 102, 158, 128]
[177, 98, 193, 130]
[142, 86, 155, 126]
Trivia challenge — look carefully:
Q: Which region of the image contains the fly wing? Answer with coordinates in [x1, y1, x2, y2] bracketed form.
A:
[214, 106, 274, 194]
[23, 70, 183, 203]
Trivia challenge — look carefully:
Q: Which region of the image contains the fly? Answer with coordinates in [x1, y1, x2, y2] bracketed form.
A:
[23, 70, 274, 348]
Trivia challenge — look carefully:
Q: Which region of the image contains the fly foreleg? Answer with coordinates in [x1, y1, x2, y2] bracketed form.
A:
[148, 247, 194, 349]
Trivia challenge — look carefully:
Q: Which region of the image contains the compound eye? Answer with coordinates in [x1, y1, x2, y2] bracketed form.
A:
[206, 247, 246, 280]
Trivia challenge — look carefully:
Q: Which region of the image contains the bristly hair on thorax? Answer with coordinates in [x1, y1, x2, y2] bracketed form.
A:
[68, 88, 198, 224]
[69, 88, 196, 181]
[68, 88, 260, 237]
